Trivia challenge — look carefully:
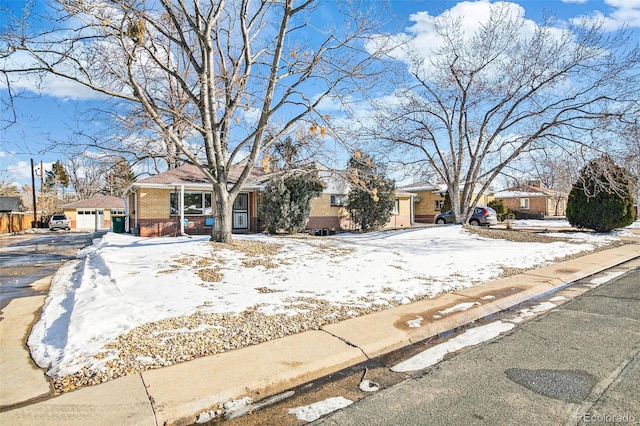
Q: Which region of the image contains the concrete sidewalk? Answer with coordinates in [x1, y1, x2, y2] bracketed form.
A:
[1, 243, 638, 425]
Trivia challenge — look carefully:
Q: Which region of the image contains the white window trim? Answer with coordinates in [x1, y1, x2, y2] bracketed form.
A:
[391, 198, 399, 215]
[330, 194, 347, 206]
[170, 191, 213, 216]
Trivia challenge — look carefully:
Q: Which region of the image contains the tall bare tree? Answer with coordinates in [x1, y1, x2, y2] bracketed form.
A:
[359, 3, 640, 224]
[1, 0, 386, 242]
[65, 154, 109, 199]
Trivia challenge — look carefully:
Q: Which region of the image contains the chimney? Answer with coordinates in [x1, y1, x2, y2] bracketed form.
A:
[528, 180, 542, 188]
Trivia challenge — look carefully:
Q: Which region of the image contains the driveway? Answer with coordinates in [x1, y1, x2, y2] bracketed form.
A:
[0, 231, 101, 309]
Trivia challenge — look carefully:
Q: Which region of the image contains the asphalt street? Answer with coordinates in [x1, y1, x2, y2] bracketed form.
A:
[314, 266, 640, 426]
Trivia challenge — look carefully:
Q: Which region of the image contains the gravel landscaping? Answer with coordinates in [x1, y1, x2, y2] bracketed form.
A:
[46, 226, 631, 394]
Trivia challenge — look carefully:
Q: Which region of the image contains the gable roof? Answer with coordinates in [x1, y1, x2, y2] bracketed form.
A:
[399, 182, 447, 192]
[494, 184, 567, 199]
[130, 163, 267, 190]
[62, 195, 125, 209]
[0, 197, 22, 212]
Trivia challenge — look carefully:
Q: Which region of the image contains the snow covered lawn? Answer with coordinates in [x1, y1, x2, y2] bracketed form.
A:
[27, 222, 637, 390]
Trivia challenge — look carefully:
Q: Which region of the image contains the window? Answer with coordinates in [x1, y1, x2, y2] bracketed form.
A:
[520, 198, 530, 210]
[330, 194, 347, 206]
[391, 198, 399, 215]
[170, 192, 212, 215]
[110, 209, 125, 215]
[435, 200, 444, 211]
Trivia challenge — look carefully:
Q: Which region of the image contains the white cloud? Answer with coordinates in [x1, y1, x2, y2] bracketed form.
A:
[571, 0, 640, 30]
[3, 51, 104, 100]
[0, 155, 53, 185]
[606, 0, 640, 7]
[374, 1, 548, 70]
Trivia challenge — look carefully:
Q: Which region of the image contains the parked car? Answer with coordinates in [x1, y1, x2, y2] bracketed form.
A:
[49, 214, 71, 231]
[434, 206, 498, 226]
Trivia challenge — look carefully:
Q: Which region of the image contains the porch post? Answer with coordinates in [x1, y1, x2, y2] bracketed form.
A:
[180, 185, 185, 235]
[134, 192, 138, 230]
[410, 195, 415, 225]
[124, 196, 129, 233]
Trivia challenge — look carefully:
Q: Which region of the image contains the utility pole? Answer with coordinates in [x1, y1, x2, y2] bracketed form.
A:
[30, 158, 37, 227]
[40, 160, 45, 215]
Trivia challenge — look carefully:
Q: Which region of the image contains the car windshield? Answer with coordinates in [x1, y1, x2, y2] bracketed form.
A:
[52, 215, 66, 220]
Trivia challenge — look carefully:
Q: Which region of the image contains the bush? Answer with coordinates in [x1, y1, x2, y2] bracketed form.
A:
[346, 152, 396, 232]
[566, 157, 636, 232]
[487, 199, 511, 221]
[261, 172, 323, 234]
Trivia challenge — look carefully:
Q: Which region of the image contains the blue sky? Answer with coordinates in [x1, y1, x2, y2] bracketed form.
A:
[1, 0, 639, 188]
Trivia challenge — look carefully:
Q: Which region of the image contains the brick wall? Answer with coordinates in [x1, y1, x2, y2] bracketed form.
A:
[307, 194, 350, 231]
[385, 196, 412, 229]
[138, 188, 172, 219]
[500, 196, 548, 216]
[413, 191, 444, 223]
[130, 188, 261, 236]
[306, 215, 342, 230]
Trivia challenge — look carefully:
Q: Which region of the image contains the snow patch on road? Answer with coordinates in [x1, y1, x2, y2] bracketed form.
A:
[391, 321, 515, 373]
[588, 271, 626, 287]
[288, 396, 353, 422]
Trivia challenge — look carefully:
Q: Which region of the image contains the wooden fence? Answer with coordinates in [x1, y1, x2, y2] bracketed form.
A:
[0, 213, 34, 234]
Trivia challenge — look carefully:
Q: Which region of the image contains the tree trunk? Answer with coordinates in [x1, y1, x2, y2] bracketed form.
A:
[448, 181, 465, 224]
[212, 185, 233, 243]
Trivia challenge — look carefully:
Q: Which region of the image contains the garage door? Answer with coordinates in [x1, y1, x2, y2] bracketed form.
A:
[77, 209, 105, 229]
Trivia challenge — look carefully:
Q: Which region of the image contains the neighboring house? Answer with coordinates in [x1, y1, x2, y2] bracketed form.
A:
[306, 171, 416, 233]
[0, 196, 30, 233]
[493, 180, 568, 219]
[307, 171, 354, 231]
[400, 182, 493, 224]
[124, 164, 266, 237]
[62, 195, 126, 230]
[399, 182, 447, 224]
[0, 196, 22, 213]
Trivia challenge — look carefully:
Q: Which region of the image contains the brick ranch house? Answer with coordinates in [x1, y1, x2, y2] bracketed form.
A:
[306, 171, 416, 233]
[123, 165, 417, 237]
[399, 182, 493, 224]
[123, 164, 266, 237]
[493, 180, 568, 219]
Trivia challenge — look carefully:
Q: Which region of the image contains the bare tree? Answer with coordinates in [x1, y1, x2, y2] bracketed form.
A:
[1, 0, 387, 242]
[65, 154, 106, 199]
[0, 179, 21, 196]
[360, 3, 640, 224]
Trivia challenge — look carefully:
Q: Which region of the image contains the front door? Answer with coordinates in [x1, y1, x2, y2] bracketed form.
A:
[233, 193, 249, 230]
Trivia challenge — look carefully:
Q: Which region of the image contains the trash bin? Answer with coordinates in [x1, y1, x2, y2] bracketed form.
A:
[112, 215, 125, 233]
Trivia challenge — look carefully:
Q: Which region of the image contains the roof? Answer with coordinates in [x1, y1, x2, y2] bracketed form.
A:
[399, 181, 440, 192]
[318, 170, 351, 194]
[395, 190, 418, 197]
[131, 163, 267, 189]
[494, 184, 567, 199]
[62, 195, 125, 209]
[0, 196, 22, 212]
[400, 183, 448, 192]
